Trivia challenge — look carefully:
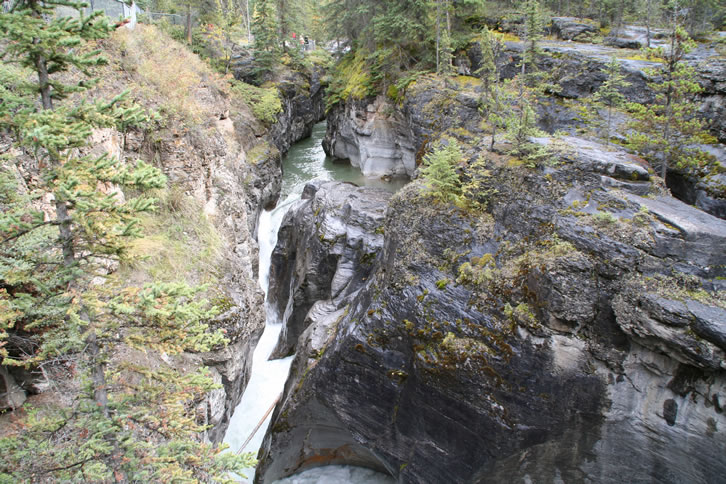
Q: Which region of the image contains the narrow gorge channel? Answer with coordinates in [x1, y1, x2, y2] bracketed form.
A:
[223, 122, 401, 483]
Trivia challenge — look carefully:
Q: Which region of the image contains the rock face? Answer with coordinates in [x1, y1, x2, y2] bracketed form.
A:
[605, 25, 669, 50]
[266, 181, 391, 358]
[148, 65, 326, 440]
[550, 17, 599, 41]
[123, 99, 269, 444]
[257, 76, 726, 483]
[0, 32, 328, 444]
[323, 96, 417, 177]
[270, 67, 327, 155]
[460, 36, 726, 218]
[690, 44, 726, 143]
[666, 143, 726, 221]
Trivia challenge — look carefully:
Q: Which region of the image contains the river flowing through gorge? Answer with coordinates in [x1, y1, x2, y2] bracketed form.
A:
[223, 122, 403, 483]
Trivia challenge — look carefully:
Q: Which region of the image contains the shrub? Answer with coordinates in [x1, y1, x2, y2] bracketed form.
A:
[419, 141, 463, 203]
[230, 80, 283, 125]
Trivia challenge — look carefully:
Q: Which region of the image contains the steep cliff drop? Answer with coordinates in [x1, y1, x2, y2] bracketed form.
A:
[223, 123, 400, 483]
[257, 74, 726, 484]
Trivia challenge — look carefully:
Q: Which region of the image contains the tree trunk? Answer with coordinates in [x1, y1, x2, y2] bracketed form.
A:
[436, 0, 441, 72]
[246, 0, 251, 42]
[88, 330, 109, 418]
[55, 200, 75, 266]
[186, 3, 192, 45]
[646, 0, 651, 48]
[34, 51, 53, 111]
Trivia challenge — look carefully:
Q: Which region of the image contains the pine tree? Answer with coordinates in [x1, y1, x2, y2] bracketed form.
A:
[276, 0, 304, 51]
[439, 25, 454, 75]
[627, 26, 709, 181]
[0, 0, 253, 479]
[593, 56, 629, 146]
[504, 94, 545, 163]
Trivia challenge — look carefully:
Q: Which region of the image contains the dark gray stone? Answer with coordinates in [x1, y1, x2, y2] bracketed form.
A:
[260, 67, 726, 484]
[267, 181, 391, 358]
[687, 300, 726, 351]
[551, 17, 598, 41]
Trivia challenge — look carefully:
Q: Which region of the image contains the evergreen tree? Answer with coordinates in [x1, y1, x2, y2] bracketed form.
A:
[0, 0, 253, 479]
[276, 0, 304, 51]
[252, 0, 280, 71]
[504, 94, 545, 164]
[627, 26, 709, 181]
[520, 0, 545, 87]
[420, 140, 462, 203]
[439, 24, 454, 75]
[593, 56, 629, 146]
[477, 26, 505, 150]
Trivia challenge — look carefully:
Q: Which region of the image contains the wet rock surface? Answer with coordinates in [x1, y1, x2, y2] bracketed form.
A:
[605, 24, 670, 50]
[258, 69, 726, 482]
[267, 181, 391, 358]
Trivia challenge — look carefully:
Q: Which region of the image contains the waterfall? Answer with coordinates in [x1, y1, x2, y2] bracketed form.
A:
[223, 199, 296, 483]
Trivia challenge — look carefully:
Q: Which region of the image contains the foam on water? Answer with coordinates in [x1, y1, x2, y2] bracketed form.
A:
[274, 465, 395, 484]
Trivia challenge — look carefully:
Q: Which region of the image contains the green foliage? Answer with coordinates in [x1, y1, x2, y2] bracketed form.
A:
[230, 80, 283, 125]
[503, 93, 547, 164]
[503, 302, 538, 328]
[120, 186, 225, 290]
[196, 14, 248, 74]
[476, 26, 505, 149]
[592, 56, 630, 145]
[437, 19, 454, 75]
[460, 157, 498, 211]
[418, 138, 497, 212]
[521, 0, 545, 77]
[252, 0, 281, 72]
[325, 50, 379, 110]
[324, 0, 488, 95]
[419, 141, 463, 203]
[0, 0, 252, 479]
[388, 69, 427, 103]
[457, 253, 496, 286]
[626, 27, 710, 180]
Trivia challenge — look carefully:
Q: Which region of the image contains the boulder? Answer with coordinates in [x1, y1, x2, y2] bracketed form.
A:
[551, 17, 598, 41]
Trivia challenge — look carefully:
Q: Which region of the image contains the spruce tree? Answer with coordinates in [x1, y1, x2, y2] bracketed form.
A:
[627, 26, 709, 181]
[0, 0, 253, 479]
[520, 0, 544, 87]
[477, 26, 505, 150]
[252, 0, 280, 72]
[420, 140, 462, 203]
[439, 26, 454, 75]
[593, 56, 629, 146]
